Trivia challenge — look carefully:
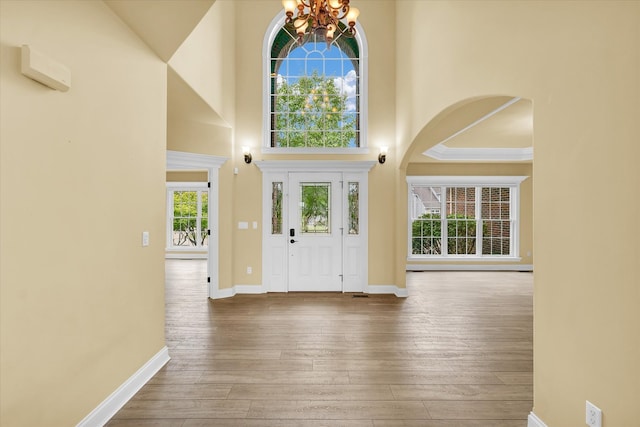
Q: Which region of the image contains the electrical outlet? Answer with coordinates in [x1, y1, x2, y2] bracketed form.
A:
[586, 401, 602, 427]
[247, 266, 252, 274]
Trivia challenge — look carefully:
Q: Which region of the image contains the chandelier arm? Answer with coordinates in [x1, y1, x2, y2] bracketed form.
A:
[292, 15, 311, 31]
[330, 6, 350, 21]
[326, 0, 350, 20]
[284, 0, 357, 43]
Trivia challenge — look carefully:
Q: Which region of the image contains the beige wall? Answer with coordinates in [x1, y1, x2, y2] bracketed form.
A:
[2, 1, 637, 426]
[0, 1, 167, 426]
[166, 0, 236, 289]
[166, 171, 209, 182]
[231, 0, 398, 287]
[396, 1, 639, 425]
[169, 0, 236, 127]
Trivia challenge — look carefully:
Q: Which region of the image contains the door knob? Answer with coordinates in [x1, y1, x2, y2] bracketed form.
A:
[290, 239, 298, 243]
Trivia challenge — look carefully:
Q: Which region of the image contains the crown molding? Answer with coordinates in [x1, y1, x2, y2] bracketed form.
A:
[167, 150, 228, 170]
[423, 145, 533, 162]
[254, 160, 376, 172]
[406, 175, 529, 185]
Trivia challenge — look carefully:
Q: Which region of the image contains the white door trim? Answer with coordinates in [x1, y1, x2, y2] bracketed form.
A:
[255, 160, 376, 173]
[257, 160, 374, 293]
[166, 150, 228, 299]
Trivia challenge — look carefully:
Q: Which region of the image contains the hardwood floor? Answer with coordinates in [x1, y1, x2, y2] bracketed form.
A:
[107, 260, 533, 426]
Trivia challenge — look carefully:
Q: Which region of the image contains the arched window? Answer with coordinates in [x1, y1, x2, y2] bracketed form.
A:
[264, 15, 367, 151]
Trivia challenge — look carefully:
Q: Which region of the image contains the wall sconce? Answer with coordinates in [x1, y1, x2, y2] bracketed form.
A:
[378, 146, 388, 164]
[242, 146, 252, 164]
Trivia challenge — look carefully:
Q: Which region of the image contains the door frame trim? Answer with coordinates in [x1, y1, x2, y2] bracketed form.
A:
[255, 160, 376, 173]
[167, 150, 228, 299]
[256, 160, 375, 293]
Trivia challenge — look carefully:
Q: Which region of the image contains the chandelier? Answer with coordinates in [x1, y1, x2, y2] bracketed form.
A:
[281, 0, 360, 46]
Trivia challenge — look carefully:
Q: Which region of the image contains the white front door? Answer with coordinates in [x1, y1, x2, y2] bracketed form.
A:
[288, 173, 343, 291]
[258, 161, 373, 294]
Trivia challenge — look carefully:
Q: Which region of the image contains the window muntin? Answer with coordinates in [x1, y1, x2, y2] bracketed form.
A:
[269, 26, 360, 148]
[408, 177, 525, 259]
[481, 187, 511, 255]
[300, 182, 331, 234]
[446, 187, 477, 255]
[168, 189, 208, 249]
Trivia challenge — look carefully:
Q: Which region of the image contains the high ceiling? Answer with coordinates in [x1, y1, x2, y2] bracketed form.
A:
[103, 1, 533, 164]
[441, 98, 532, 149]
[104, 0, 215, 62]
[105, 0, 228, 139]
[410, 96, 534, 163]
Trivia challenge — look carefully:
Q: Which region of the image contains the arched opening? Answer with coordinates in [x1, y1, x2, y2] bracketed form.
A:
[401, 95, 534, 271]
[262, 12, 368, 151]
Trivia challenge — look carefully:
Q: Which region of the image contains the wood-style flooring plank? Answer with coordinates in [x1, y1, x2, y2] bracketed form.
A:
[246, 400, 431, 420]
[198, 370, 351, 385]
[228, 384, 395, 401]
[113, 399, 251, 419]
[183, 420, 374, 426]
[390, 384, 532, 401]
[423, 400, 532, 420]
[131, 384, 232, 400]
[494, 372, 534, 385]
[348, 371, 503, 385]
[107, 261, 533, 425]
[105, 420, 186, 427]
[372, 420, 527, 427]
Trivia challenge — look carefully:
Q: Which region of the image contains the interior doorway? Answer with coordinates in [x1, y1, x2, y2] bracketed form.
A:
[166, 150, 227, 298]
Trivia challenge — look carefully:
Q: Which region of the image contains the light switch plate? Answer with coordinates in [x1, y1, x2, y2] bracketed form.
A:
[142, 231, 149, 247]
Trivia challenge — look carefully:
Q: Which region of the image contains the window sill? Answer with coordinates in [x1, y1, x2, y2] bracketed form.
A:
[262, 147, 370, 155]
[407, 256, 522, 262]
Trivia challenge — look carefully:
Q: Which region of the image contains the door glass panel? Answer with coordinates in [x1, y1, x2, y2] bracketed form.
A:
[200, 191, 209, 246]
[172, 191, 198, 247]
[300, 182, 330, 234]
[348, 182, 359, 235]
[271, 182, 283, 234]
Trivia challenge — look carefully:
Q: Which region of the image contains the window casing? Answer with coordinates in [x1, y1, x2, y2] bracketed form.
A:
[263, 14, 367, 153]
[166, 183, 209, 250]
[407, 176, 528, 260]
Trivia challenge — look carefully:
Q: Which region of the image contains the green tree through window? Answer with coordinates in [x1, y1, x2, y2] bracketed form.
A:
[270, 28, 360, 148]
[276, 71, 355, 147]
[171, 190, 208, 247]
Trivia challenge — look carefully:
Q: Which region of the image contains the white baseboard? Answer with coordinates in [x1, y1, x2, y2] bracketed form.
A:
[366, 284, 409, 297]
[165, 253, 207, 259]
[528, 411, 548, 427]
[212, 286, 235, 299]
[407, 264, 533, 272]
[76, 346, 170, 427]
[211, 284, 408, 298]
[235, 284, 267, 294]
[211, 284, 266, 299]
